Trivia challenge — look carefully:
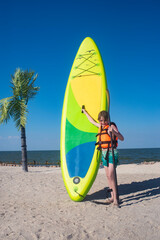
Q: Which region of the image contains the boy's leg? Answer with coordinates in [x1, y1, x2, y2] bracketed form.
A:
[104, 166, 114, 201]
[108, 163, 119, 205]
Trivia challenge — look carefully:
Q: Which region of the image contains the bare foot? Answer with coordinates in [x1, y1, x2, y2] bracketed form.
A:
[113, 201, 120, 208]
[105, 198, 114, 205]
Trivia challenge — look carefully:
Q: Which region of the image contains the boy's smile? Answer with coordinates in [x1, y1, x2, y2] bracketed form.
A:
[99, 117, 108, 127]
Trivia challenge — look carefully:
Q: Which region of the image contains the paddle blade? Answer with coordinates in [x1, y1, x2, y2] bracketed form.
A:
[106, 89, 110, 114]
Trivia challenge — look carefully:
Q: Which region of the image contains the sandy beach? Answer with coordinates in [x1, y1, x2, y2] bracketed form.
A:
[0, 163, 160, 240]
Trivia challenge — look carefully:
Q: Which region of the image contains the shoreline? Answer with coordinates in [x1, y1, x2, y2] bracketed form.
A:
[1, 163, 160, 239]
[0, 162, 60, 167]
[0, 161, 158, 168]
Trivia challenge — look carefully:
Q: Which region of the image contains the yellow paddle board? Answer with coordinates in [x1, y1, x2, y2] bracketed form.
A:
[61, 37, 108, 201]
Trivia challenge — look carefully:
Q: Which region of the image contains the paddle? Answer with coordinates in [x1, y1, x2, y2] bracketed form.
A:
[106, 89, 119, 203]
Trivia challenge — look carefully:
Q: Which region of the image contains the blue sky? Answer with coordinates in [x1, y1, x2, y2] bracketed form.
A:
[0, 0, 160, 150]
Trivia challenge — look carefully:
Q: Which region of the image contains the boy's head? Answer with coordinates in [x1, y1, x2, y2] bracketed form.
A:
[98, 111, 109, 122]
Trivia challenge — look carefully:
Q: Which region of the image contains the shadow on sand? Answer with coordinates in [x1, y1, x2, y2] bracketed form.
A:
[85, 177, 160, 206]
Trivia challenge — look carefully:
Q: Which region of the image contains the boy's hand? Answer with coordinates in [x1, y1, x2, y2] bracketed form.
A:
[108, 125, 119, 138]
[108, 125, 113, 135]
[108, 126, 111, 134]
[81, 105, 85, 113]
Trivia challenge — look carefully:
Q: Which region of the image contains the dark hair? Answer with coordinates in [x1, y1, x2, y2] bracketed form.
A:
[98, 111, 109, 121]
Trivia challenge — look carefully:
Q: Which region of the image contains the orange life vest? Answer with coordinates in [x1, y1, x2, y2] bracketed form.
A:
[95, 123, 118, 150]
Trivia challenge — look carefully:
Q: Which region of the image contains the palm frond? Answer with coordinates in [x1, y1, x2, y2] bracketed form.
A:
[10, 68, 40, 104]
[0, 97, 13, 124]
[1, 68, 39, 130]
[9, 98, 28, 130]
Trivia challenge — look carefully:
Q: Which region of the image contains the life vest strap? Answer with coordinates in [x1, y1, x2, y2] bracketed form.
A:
[96, 130, 108, 137]
[95, 141, 111, 146]
[95, 140, 118, 149]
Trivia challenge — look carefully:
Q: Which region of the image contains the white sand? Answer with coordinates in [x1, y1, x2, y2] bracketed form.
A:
[0, 163, 160, 240]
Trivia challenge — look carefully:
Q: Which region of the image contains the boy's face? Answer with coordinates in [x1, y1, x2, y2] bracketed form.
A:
[99, 116, 108, 128]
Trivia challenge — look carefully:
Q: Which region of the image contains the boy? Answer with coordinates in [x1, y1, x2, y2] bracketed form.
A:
[82, 108, 124, 206]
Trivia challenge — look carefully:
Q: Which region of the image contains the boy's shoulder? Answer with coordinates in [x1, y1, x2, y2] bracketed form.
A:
[111, 122, 117, 127]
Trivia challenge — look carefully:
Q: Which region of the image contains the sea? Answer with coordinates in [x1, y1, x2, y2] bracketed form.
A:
[0, 148, 160, 166]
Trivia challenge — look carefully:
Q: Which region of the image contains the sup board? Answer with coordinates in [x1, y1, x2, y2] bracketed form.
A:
[61, 37, 108, 201]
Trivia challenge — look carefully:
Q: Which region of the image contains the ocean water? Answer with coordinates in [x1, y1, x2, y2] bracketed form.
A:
[0, 148, 160, 166]
[118, 148, 160, 164]
[0, 150, 60, 166]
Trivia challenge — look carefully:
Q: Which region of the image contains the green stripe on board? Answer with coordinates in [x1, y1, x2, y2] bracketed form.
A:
[65, 119, 97, 154]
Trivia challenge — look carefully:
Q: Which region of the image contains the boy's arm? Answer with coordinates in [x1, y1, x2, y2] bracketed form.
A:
[108, 125, 124, 141]
[82, 108, 99, 128]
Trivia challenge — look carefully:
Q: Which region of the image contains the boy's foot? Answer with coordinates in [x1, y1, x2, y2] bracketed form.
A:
[113, 201, 120, 208]
[105, 198, 114, 204]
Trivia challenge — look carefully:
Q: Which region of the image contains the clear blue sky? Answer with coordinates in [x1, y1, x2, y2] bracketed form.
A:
[0, 0, 160, 150]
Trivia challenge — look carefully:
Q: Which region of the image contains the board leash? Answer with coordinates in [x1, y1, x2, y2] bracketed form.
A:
[74, 190, 85, 199]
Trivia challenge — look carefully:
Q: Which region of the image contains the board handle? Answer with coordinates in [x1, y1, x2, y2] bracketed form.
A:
[81, 105, 85, 113]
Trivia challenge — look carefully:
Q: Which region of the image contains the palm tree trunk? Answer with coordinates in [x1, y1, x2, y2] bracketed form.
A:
[21, 125, 28, 172]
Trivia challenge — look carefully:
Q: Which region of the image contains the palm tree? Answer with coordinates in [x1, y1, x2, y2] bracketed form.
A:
[0, 68, 40, 172]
